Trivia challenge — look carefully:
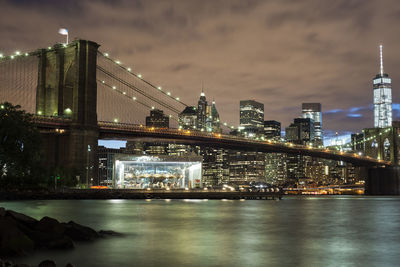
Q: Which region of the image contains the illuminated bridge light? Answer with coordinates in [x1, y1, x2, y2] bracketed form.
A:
[0, 54, 3, 58]
[132, 97, 136, 100]
[104, 53, 109, 57]
[112, 86, 116, 90]
[122, 92, 126, 95]
[113, 118, 119, 123]
[167, 92, 171, 96]
[137, 74, 142, 78]
[127, 67, 131, 72]
[15, 51, 20, 55]
[115, 60, 121, 65]
[10, 55, 14, 59]
[157, 86, 162, 90]
[24, 53, 29, 56]
[176, 97, 180, 101]
[102, 80, 105, 83]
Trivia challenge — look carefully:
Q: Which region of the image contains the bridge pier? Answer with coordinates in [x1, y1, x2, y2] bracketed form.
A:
[365, 166, 400, 195]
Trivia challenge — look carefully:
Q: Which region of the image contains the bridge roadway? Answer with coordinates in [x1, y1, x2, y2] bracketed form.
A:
[32, 116, 390, 167]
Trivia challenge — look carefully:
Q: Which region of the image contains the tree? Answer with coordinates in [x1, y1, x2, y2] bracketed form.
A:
[0, 102, 45, 188]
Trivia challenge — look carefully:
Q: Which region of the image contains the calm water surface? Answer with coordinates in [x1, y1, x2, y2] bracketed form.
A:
[1, 196, 400, 267]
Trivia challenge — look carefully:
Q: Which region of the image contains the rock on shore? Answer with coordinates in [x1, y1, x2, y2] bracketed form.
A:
[0, 207, 120, 258]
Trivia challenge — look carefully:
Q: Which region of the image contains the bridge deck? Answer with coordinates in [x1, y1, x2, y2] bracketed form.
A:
[31, 116, 390, 167]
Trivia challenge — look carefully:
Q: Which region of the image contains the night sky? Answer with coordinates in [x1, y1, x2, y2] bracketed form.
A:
[1, 0, 400, 143]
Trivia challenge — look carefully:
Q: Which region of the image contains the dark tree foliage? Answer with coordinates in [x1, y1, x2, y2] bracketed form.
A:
[0, 102, 45, 188]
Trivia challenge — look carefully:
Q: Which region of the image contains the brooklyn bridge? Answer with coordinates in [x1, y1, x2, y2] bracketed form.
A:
[0, 40, 395, 194]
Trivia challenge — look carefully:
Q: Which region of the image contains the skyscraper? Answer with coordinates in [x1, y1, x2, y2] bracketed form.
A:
[239, 100, 264, 137]
[197, 91, 207, 130]
[302, 103, 322, 146]
[373, 44, 392, 128]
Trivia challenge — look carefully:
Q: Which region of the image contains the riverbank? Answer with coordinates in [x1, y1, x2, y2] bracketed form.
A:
[0, 207, 120, 265]
[0, 189, 282, 200]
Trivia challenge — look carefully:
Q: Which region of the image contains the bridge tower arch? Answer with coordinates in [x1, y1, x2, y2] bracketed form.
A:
[36, 40, 100, 184]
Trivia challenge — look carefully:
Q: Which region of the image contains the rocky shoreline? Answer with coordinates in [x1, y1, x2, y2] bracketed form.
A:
[0, 207, 121, 267]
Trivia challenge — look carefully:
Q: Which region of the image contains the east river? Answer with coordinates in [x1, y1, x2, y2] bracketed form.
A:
[2, 196, 400, 266]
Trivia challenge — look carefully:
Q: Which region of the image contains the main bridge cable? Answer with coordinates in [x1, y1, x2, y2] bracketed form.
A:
[97, 79, 180, 124]
[97, 51, 239, 133]
[97, 51, 188, 107]
[97, 65, 182, 115]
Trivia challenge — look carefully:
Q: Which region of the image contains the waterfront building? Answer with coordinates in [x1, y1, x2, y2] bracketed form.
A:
[228, 151, 265, 185]
[264, 120, 281, 140]
[239, 100, 264, 137]
[145, 109, 169, 128]
[302, 103, 322, 146]
[373, 45, 392, 128]
[265, 152, 287, 185]
[201, 147, 229, 186]
[285, 118, 315, 185]
[113, 154, 202, 189]
[179, 106, 197, 130]
[98, 146, 127, 186]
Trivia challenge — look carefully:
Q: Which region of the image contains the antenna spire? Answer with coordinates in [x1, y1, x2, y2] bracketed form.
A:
[380, 44, 384, 76]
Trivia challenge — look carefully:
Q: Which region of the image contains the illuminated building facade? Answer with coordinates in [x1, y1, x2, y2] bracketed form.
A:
[239, 100, 264, 137]
[373, 45, 392, 128]
[285, 118, 315, 145]
[179, 106, 197, 130]
[264, 120, 281, 140]
[113, 155, 202, 189]
[265, 153, 287, 185]
[206, 100, 221, 132]
[302, 103, 322, 146]
[197, 91, 208, 130]
[228, 151, 265, 184]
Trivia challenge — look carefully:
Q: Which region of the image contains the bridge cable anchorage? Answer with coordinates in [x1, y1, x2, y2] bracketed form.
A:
[97, 65, 182, 115]
[97, 51, 188, 107]
[97, 79, 180, 124]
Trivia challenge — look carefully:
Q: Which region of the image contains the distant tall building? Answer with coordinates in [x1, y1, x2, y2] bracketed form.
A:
[179, 106, 197, 129]
[239, 100, 264, 137]
[285, 118, 315, 145]
[264, 120, 281, 140]
[285, 118, 315, 184]
[197, 91, 208, 130]
[302, 103, 322, 146]
[145, 109, 169, 128]
[210, 100, 221, 132]
[373, 44, 392, 128]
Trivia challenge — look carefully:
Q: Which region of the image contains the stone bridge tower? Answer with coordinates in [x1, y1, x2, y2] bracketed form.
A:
[35, 40, 99, 185]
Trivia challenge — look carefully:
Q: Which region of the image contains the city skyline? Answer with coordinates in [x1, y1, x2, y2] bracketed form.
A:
[1, 0, 400, 139]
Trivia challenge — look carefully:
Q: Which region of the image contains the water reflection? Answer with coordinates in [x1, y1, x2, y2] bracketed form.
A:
[1, 196, 400, 266]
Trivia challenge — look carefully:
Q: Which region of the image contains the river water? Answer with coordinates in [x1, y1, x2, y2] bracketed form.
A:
[2, 196, 400, 267]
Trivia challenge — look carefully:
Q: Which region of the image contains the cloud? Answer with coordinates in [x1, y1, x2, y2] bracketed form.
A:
[1, 0, 400, 137]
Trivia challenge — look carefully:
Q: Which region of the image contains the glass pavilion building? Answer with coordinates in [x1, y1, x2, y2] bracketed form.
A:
[113, 155, 202, 189]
